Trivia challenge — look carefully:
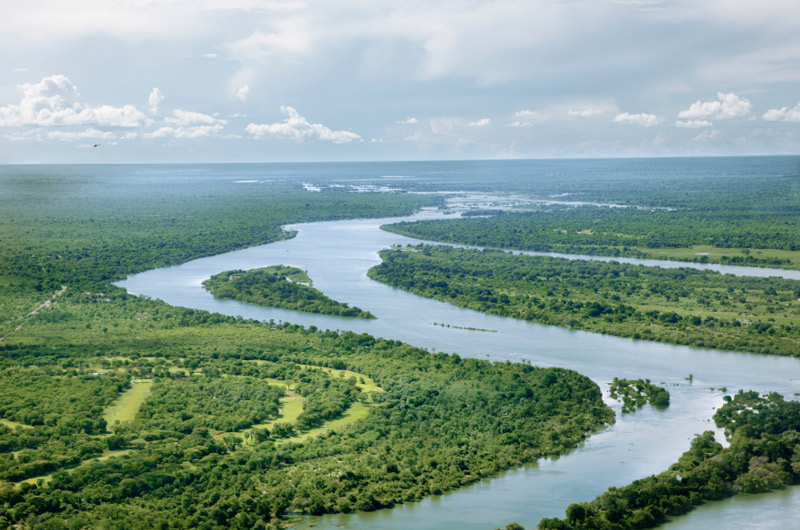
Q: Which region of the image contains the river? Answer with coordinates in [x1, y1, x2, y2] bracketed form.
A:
[117, 208, 800, 530]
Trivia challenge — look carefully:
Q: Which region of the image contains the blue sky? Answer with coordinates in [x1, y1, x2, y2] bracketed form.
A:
[1, 0, 799, 163]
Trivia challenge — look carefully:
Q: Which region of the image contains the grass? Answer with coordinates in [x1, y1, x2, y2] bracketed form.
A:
[0, 418, 32, 430]
[102, 379, 153, 428]
[298, 364, 382, 393]
[13, 449, 133, 489]
[283, 401, 370, 444]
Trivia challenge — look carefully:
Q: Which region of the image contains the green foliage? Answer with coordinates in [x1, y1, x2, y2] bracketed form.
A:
[0, 290, 613, 527]
[608, 378, 670, 413]
[537, 391, 800, 530]
[0, 166, 437, 290]
[383, 162, 800, 269]
[203, 266, 375, 319]
[368, 246, 800, 356]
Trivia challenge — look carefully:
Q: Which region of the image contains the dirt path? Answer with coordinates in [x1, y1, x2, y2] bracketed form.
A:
[0, 286, 67, 341]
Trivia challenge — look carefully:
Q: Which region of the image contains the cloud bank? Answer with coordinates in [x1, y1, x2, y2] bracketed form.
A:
[246, 106, 361, 143]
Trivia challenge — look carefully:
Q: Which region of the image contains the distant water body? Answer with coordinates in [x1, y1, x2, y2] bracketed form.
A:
[110, 157, 800, 530]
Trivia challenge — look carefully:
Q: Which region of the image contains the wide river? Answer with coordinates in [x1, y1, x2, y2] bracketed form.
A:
[118, 208, 800, 530]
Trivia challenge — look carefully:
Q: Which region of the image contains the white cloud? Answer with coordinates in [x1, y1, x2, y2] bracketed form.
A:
[762, 102, 800, 122]
[246, 106, 361, 143]
[467, 118, 491, 127]
[677, 92, 752, 120]
[614, 112, 662, 126]
[143, 124, 225, 139]
[164, 109, 221, 126]
[236, 84, 250, 103]
[692, 129, 721, 142]
[396, 117, 418, 124]
[46, 128, 117, 141]
[675, 119, 712, 128]
[509, 110, 538, 127]
[568, 108, 604, 117]
[0, 74, 148, 128]
[148, 88, 164, 113]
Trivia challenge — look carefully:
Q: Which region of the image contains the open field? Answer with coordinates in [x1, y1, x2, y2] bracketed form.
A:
[102, 379, 153, 427]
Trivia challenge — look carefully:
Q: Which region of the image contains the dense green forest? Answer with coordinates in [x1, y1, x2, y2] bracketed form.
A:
[534, 391, 800, 530]
[203, 266, 375, 319]
[0, 288, 611, 528]
[384, 205, 800, 270]
[367, 246, 800, 356]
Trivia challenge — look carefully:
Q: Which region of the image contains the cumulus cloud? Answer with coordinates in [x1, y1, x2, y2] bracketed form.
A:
[164, 109, 222, 126]
[148, 88, 164, 113]
[246, 106, 361, 143]
[762, 102, 800, 122]
[509, 110, 538, 127]
[467, 118, 491, 127]
[675, 120, 712, 128]
[677, 92, 752, 120]
[236, 84, 250, 103]
[614, 112, 662, 126]
[0, 74, 148, 128]
[396, 117, 418, 124]
[143, 124, 226, 139]
[568, 108, 603, 117]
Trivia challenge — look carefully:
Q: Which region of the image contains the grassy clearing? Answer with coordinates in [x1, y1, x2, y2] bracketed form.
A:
[0, 418, 32, 430]
[14, 449, 133, 488]
[283, 401, 370, 444]
[298, 364, 382, 393]
[103, 379, 153, 428]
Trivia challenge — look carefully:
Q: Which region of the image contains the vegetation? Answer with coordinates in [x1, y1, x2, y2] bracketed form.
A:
[203, 265, 375, 319]
[536, 391, 800, 530]
[0, 289, 613, 528]
[381, 157, 800, 270]
[3, 159, 799, 529]
[367, 246, 800, 356]
[608, 378, 670, 413]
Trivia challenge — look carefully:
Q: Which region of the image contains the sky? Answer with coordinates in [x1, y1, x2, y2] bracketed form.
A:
[1, 0, 799, 163]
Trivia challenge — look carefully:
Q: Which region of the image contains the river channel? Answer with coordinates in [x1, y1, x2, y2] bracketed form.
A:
[117, 208, 800, 530]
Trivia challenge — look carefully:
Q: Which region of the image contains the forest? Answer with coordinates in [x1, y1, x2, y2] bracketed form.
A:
[0, 288, 612, 528]
[203, 266, 375, 318]
[367, 245, 800, 357]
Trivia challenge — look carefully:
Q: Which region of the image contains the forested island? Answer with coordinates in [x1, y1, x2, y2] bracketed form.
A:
[367, 245, 800, 357]
[203, 265, 375, 319]
[608, 378, 670, 413]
